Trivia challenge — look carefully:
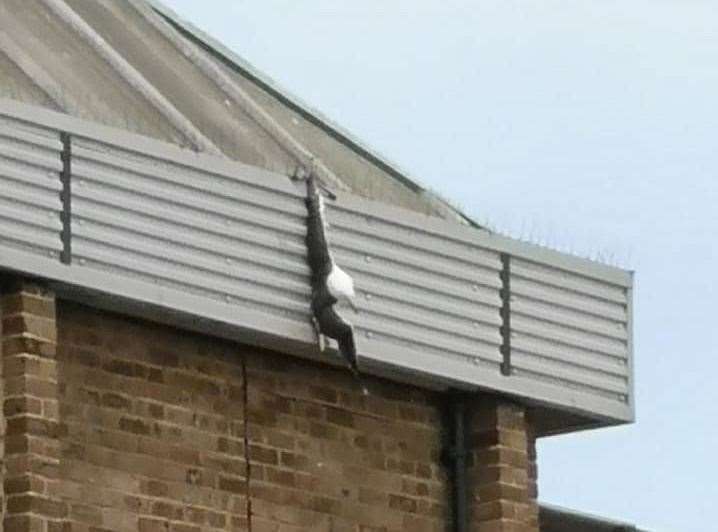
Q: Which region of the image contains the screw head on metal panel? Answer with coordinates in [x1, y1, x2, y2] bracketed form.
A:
[365, 255, 372, 263]
[366, 331, 373, 339]
[79, 258, 86, 265]
[365, 293, 372, 301]
[472, 284, 479, 291]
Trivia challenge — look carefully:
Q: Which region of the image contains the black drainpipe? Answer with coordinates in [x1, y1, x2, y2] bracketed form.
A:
[444, 392, 469, 532]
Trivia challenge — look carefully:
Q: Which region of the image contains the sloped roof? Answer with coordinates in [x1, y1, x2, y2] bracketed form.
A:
[540, 504, 645, 532]
[0, 0, 473, 223]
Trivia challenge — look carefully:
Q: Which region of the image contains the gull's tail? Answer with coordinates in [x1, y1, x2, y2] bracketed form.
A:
[337, 331, 369, 396]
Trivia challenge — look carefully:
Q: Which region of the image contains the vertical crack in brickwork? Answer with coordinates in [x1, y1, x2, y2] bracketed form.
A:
[242, 357, 252, 531]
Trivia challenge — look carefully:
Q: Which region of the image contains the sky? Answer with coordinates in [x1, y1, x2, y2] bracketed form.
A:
[162, 2, 717, 530]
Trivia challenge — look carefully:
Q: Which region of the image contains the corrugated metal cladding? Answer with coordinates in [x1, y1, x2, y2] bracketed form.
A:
[509, 258, 630, 405]
[0, 114, 63, 260]
[0, 101, 633, 424]
[325, 197, 504, 378]
[70, 136, 312, 328]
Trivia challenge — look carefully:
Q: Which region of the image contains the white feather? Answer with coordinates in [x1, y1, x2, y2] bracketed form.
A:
[327, 263, 355, 300]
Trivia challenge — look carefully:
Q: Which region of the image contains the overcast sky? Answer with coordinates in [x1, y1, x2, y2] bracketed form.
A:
[162, 2, 717, 530]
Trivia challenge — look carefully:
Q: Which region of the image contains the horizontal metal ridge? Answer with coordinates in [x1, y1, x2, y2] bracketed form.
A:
[335, 250, 500, 303]
[330, 225, 499, 284]
[328, 202, 500, 268]
[0, 162, 62, 193]
[72, 139, 304, 205]
[73, 220, 310, 295]
[73, 202, 309, 278]
[511, 276, 627, 322]
[0, 114, 61, 142]
[0, 134, 62, 161]
[0, 197, 62, 233]
[511, 320, 627, 359]
[358, 335, 503, 381]
[0, 144, 63, 173]
[73, 192, 305, 254]
[357, 326, 502, 364]
[0, 180, 62, 210]
[512, 335, 628, 373]
[511, 296, 628, 341]
[512, 351, 629, 395]
[355, 301, 502, 347]
[511, 258, 628, 304]
[73, 241, 311, 319]
[511, 367, 627, 402]
[358, 287, 501, 325]
[0, 126, 62, 152]
[355, 311, 501, 356]
[0, 220, 62, 252]
[72, 177, 306, 240]
[72, 157, 304, 227]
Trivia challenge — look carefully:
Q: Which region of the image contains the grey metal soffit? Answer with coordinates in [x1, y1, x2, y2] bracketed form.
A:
[0, 99, 634, 425]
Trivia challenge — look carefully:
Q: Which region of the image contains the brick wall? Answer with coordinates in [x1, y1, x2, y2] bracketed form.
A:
[1, 280, 539, 531]
[467, 400, 539, 531]
[1, 279, 64, 532]
[55, 301, 450, 531]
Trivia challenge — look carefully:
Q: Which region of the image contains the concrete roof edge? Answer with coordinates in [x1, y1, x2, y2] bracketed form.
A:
[144, 0, 480, 227]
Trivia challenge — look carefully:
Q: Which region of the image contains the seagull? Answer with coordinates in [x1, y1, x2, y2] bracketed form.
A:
[304, 174, 364, 390]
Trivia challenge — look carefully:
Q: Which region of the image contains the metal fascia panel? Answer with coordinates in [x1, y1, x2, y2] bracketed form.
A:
[0, 99, 635, 424]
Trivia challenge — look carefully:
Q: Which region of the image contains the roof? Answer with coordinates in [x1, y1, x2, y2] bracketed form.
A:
[540, 504, 646, 532]
[0, 0, 473, 223]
